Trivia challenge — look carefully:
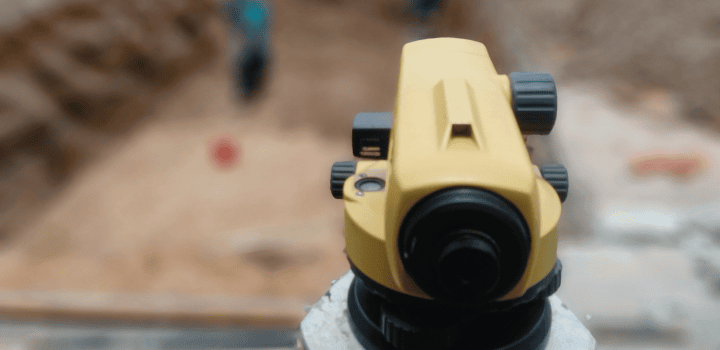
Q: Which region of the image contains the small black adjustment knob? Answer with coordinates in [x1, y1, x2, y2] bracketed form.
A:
[510, 72, 557, 135]
[330, 161, 357, 199]
[540, 164, 569, 203]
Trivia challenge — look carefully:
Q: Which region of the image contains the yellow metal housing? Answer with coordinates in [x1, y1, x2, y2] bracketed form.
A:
[343, 38, 561, 301]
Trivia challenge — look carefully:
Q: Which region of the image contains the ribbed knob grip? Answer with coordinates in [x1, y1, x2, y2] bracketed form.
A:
[540, 164, 569, 203]
[381, 306, 457, 350]
[510, 72, 558, 135]
[330, 161, 357, 199]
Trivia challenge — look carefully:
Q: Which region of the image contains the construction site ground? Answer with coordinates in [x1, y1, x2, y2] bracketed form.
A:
[1, 0, 720, 349]
[0, 1, 501, 348]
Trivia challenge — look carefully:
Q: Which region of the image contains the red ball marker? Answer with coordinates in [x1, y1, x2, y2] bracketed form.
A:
[210, 135, 240, 169]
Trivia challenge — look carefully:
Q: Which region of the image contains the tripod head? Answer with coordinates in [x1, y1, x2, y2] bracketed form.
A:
[328, 38, 570, 350]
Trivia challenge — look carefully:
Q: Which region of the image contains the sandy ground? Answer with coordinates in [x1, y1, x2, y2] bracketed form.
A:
[1, 1, 719, 349]
[0, 0, 497, 308]
[0, 29, 351, 301]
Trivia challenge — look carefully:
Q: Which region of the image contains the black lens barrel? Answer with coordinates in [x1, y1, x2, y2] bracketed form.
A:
[399, 188, 531, 305]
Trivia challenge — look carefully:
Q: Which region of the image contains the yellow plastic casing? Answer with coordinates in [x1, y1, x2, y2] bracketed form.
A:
[343, 38, 561, 301]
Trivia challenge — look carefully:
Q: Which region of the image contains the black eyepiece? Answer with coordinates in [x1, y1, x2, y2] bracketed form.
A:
[436, 230, 501, 299]
[399, 188, 530, 305]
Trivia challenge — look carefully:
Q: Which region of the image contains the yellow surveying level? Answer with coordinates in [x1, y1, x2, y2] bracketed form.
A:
[329, 38, 569, 350]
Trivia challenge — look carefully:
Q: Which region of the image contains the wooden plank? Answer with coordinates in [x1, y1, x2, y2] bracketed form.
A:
[0, 290, 310, 327]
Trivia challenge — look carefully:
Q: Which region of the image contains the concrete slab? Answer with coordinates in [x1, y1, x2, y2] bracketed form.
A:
[551, 86, 720, 241]
[556, 244, 720, 349]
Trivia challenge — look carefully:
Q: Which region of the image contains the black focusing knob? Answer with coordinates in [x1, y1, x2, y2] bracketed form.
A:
[510, 72, 558, 135]
[540, 164, 569, 203]
[330, 161, 357, 199]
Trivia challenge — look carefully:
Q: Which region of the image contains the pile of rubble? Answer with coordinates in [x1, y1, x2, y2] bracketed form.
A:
[0, 0, 219, 237]
[482, 0, 720, 348]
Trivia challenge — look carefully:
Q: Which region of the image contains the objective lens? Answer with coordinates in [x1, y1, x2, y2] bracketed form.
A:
[399, 187, 530, 304]
[436, 232, 501, 299]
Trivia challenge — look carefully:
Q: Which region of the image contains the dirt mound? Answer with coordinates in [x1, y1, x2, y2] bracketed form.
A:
[0, 0, 219, 238]
[486, 0, 720, 132]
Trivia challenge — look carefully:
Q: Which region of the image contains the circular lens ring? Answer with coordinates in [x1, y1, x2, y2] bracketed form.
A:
[399, 187, 531, 304]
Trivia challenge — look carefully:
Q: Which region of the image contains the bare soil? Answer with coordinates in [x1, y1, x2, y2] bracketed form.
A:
[0, 0, 501, 313]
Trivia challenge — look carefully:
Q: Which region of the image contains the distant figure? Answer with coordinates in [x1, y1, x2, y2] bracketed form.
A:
[406, 0, 444, 40]
[223, 0, 272, 101]
[412, 0, 442, 17]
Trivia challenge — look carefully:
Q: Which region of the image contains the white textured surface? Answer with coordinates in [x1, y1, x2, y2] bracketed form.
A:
[546, 295, 598, 350]
[556, 245, 705, 328]
[300, 270, 363, 350]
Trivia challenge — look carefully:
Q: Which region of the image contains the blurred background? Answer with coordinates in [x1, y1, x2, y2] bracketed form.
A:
[0, 0, 719, 349]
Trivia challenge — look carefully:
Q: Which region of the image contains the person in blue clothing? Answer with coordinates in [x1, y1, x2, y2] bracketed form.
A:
[406, 0, 445, 40]
[412, 0, 442, 17]
[223, 0, 272, 101]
